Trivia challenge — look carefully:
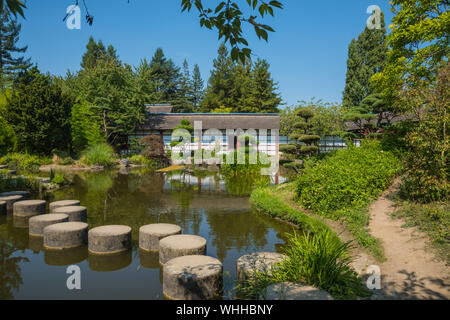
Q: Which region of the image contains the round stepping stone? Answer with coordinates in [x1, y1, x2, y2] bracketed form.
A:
[88, 225, 132, 255]
[236, 252, 286, 283]
[163, 255, 223, 300]
[43, 222, 88, 250]
[0, 191, 31, 199]
[261, 282, 334, 300]
[13, 200, 46, 217]
[49, 200, 80, 212]
[159, 235, 207, 265]
[88, 250, 132, 272]
[0, 195, 24, 210]
[53, 206, 87, 222]
[0, 165, 7, 169]
[0, 201, 6, 216]
[139, 223, 182, 252]
[29, 214, 69, 236]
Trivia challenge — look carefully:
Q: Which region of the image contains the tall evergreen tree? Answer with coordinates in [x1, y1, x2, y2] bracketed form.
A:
[242, 59, 281, 113]
[0, 7, 30, 86]
[173, 59, 194, 113]
[149, 48, 181, 105]
[342, 12, 388, 134]
[343, 12, 387, 109]
[191, 64, 204, 111]
[80, 37, 120, 71]
[202, 44, 281, 113]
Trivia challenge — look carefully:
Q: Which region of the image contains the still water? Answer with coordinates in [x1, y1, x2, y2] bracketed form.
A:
[0, 169, 295, 300]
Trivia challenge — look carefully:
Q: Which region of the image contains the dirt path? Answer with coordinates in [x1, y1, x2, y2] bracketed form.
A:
[368, 182, 450, 300]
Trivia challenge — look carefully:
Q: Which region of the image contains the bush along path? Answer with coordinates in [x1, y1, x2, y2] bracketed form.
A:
[368, 180, 450, 300]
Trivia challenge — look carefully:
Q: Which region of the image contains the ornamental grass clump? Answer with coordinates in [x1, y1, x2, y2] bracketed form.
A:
[82, 143, 116, 167]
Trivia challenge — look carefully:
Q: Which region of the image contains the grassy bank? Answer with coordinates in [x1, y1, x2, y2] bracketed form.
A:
[249, 185, 372, 299]
[293, 141, 402, 260]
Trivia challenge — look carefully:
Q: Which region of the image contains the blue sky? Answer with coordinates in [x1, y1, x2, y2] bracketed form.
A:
[17, 0, 394, 108]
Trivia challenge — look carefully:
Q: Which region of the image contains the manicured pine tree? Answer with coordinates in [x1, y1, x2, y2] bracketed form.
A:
[0, 7, 31, 86]
[279, 108, 320, 172]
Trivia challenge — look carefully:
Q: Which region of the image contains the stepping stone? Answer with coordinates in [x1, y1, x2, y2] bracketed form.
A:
[261, 282, 334, 300]
[0, 195, 24, 210]
[53, 206, 87, 222]
[139, 223, 182, 252]
[88, 225, 132, 255]
[13, 200, 46, 217]
[29, 214, 69, 236]
[236, 252, 287, 283]
[163, 255, 223, 300]
[88, 250, 132, 272]
[0, 201, 6, 216]
[0, 191, 31, 199]
[0, 165, 7, 170]
[49, 200, 80, 212]
[159, 235, 207, 265]
[43, 222, 88, 250]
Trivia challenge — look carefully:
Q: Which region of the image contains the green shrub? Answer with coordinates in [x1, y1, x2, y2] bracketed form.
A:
[129, 154, 156, 167]
[295, 140, 400, 259]
[297, 141, 401, 215]
[82, 144, 116, 167]
[0, 153, 52, 173]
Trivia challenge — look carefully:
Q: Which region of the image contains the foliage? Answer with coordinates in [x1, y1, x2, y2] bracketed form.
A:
[82, 143, 116, 167]
[70, 100, 105, 155]
[391, 200, 449, 263]
[0, 113, 16, 156]
[4, 68, 73, 155]
[237, 230, 371, 300]
[342, 12, 387, 111]
[280, 106, 321, 172]
[128, 154, 157, 168]
[295, 141, 401, 259]
[181, 0, 283, 62]
[342, 12, 390, 136]
[297, 140, 401, 214]
[372, 0, 449, 107]
[139, 135, 168, 165]
[0, 153, 51, 173]
[280, 99, 345, 138]
[201, 44, 281, 113]
[0, 5, 31, 86]
[250, 186, 334, 236]
[0, 0, 26, 18]
[399, 64, 449, 203]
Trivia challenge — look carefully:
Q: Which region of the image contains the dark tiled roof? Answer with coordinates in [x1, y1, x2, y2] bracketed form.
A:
[139, 113, 280, 130]
[146, 105, 174, 113]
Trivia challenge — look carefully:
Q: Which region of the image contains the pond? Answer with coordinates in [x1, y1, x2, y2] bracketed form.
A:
[0, 169, 295, 300]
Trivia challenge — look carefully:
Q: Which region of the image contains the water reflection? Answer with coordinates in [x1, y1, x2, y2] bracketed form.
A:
[0, 169, 295, 299]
